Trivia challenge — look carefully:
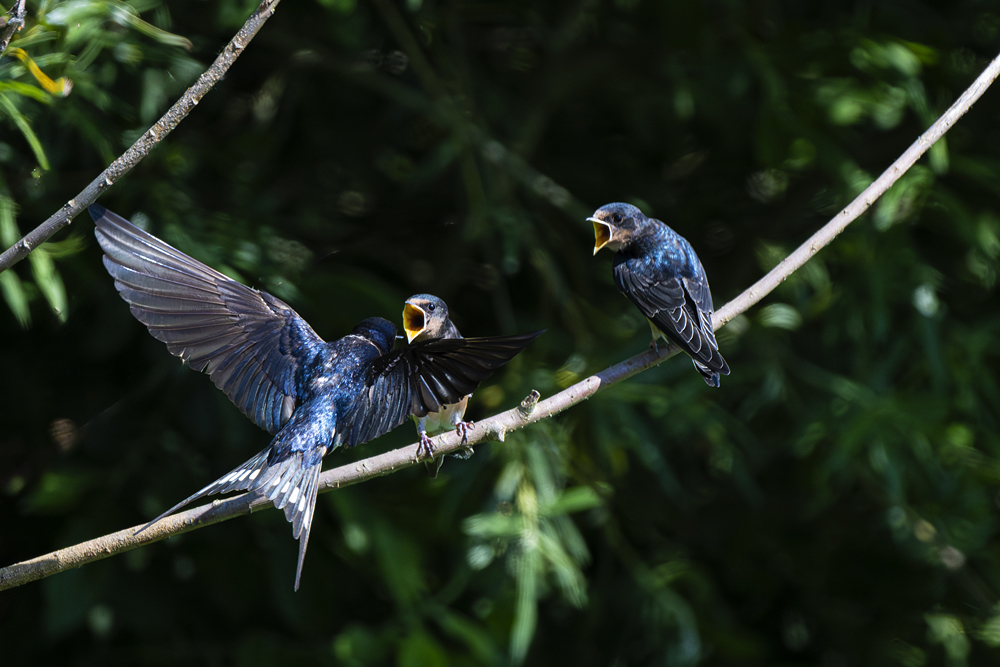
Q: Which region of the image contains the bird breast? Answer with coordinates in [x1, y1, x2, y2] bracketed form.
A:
[420, 396, 471, 435]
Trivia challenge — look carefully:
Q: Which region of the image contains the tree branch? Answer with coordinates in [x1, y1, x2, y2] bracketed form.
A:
[0, 0, 26, 58]
[3, 47, 999, 594]
[715, 51, 1000, 326]
[0, 0, 283, 274]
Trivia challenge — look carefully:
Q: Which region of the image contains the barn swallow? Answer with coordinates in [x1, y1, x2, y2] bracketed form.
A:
[589, 202, 730, 386]
[404, 294, 533, 477]
[91, 204, 543, 589]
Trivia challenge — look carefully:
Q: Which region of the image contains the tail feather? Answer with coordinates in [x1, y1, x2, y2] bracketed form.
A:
[693, 359, 721, 388]
[134, 447, 271, 534]
[288, 464, 322, 591]
[244, 449, 325, 591]
[135, 445, 325, 591]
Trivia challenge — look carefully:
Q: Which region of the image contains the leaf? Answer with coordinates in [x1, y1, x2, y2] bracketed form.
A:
[4, 48, 72, 96]
[757, 303, 802, 330]
[0, 269, 30, 327]
[0, 195, 30, 327]
[463, 512, 522, 538]
[536, 531, 586, 607]
[975, 604, 1000, 647]
[108, 4, 193, 51]
[0, 193, 19, 247]
[30, 248, 68, 322]
[0, 81, 53, 104]
[397, 630, 448, 667]
[542, 485, 601, 516]
[0, 92, 51, 169]
[434, 608, 501, 665]
[874, 165, 934, 231]
[925, 613, 970, 667]
[509, 549, 539, 665]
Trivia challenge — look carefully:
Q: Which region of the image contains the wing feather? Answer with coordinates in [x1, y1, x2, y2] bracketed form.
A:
[339, 331, 545, 448]
[92, 205, 323, 434]
[613, 257, 729, 378]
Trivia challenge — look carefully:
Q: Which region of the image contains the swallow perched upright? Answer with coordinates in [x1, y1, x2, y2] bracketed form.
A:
[589, 202, 730, 386]
[402, 294, 540, 477]
[92, 205, 543, 589]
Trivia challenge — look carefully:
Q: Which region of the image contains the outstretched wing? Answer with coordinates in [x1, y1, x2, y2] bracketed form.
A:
[340, 331, 545, 447]
[613, 257, 729, 377]
[92, 205, 322, 434]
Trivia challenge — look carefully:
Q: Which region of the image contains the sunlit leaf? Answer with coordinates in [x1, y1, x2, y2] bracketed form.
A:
[0, 81, 53, 104]
[109, 6, 193, 51]
[757, 303, 802, 330]
[542, 485, 601, 515]
[0, 92, 50, 169]
[0, 269, 30, 327]
[29, 248, 68, 322]
[4, 48, 72, 96]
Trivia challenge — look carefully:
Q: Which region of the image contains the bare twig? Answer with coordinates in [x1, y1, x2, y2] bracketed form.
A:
[0, 0, 26, 57]
[0, 0, 283, 274]
[714, 52, 1000, 326]
[3, 47, 999, 593]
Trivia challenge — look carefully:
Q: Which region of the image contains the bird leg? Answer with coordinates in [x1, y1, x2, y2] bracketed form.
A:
[452, 420, 475, 459]
[455, 420, 475, 444]
[416, 425, 436, 461]
[647, 320, 665, 356]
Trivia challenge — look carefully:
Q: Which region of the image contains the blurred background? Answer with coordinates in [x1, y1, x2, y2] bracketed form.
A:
[2, 0, 1000, 664]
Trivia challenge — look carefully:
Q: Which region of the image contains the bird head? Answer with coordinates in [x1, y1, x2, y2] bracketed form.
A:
[588, 202, 645, 255]
[403, 294, 449, 343]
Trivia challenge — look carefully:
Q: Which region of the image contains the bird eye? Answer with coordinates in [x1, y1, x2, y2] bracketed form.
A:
[612, 213, 623, 224]
[427, 303, 436, 312]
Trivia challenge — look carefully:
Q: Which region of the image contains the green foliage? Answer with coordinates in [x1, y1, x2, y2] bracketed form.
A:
[3, 0, 1000, 666]
[0, 0, 196, 324]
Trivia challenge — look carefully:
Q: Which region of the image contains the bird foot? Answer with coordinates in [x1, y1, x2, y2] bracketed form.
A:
[648, 338, 662, 355]
[452, 421, 475, 459]
[416, 433, 436, 461]
[455, 420, 475, 445]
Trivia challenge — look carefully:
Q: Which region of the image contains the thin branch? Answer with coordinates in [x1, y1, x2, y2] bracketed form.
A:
[715, 53, 1000, 325]
[0, 0, 26, 58]
[0, 0, 283, 274]
[3, 47, 999, 593]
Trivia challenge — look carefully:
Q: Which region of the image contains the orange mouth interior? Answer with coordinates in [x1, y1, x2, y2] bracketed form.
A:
[593, 221, 612, 254]
[403, 303, 426, 343]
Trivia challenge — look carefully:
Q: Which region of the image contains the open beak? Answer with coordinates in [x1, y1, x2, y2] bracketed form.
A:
[402, 302, 426, 343]
[589, 217, 613, 255]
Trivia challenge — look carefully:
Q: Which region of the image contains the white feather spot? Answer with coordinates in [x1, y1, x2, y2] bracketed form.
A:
[288, 486, 300, 505]
[248, 469, 260, 480]
[238, 469, 252, 481]
[280, 480, 291, 494]
[298, 494, 308, 512]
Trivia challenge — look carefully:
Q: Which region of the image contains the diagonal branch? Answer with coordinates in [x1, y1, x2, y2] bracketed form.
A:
[714, 51, 1000, 326]
[3, 47, 1000, 593]
[0, 0, 283, 274]
[0, 0, 27, 58]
